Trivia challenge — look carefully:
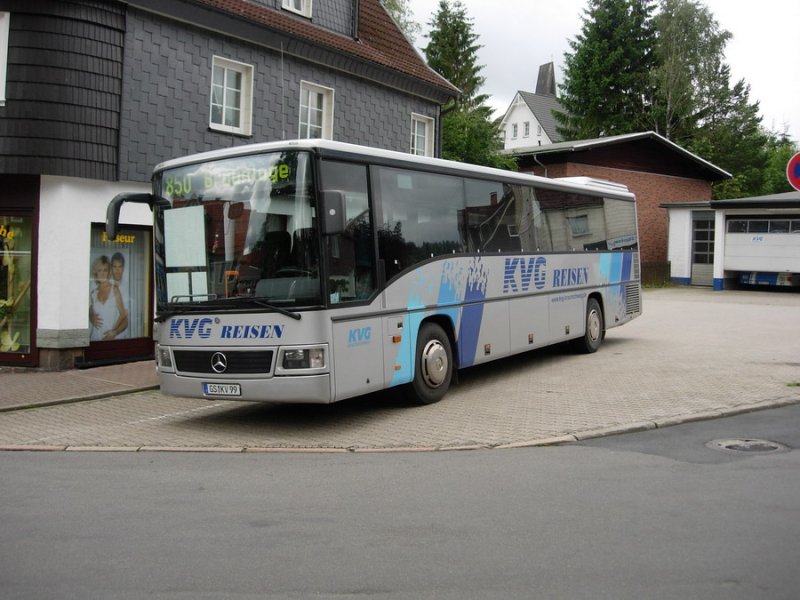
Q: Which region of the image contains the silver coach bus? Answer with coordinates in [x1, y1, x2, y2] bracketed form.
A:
[107, 139, 642, 405]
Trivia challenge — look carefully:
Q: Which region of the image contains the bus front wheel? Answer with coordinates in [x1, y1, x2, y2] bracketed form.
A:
[407, 322, 453, 405]
[574, 298, 604, 354]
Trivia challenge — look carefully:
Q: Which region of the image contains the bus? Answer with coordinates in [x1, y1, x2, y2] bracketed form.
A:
[107, 139, 642, 405]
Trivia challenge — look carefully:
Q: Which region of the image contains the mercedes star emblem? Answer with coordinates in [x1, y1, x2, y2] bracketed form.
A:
[211, 352, 228, 374]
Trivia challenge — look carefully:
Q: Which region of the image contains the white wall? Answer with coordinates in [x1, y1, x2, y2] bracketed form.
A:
[38, 176, 150, 332]
[501, 94, 552, 151]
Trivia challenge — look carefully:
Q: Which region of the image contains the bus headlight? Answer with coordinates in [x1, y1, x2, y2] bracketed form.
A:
[157, 345, 174, 371]
[278, 346, 327, 373]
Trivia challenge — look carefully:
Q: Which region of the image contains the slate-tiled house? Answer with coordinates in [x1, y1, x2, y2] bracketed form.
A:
[0, 0, 458, 368]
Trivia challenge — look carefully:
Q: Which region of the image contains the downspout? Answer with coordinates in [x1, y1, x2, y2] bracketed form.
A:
[533, 152, 548, 178]
[436, 104, 443, 158]
[353, 0, 359, 39]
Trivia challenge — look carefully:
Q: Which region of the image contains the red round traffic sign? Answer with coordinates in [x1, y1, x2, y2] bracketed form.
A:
[788, 151, 800, 191]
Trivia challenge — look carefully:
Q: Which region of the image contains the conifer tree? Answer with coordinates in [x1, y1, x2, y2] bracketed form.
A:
[555, 0, 657, 139]
[423, 0, 514, 168]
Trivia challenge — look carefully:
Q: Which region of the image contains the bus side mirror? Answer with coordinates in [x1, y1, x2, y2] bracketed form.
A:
[106, 192, 156, 240]
[320, 190, 346, 236]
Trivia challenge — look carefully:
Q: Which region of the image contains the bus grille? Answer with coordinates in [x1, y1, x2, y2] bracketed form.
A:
[173, 350, 274, 375]
[625, 283, 641, 315]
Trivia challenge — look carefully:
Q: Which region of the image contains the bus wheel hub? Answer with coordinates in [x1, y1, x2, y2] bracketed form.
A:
[421, 340, 448, 388]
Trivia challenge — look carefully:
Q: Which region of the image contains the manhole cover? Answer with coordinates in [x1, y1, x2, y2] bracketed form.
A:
[706, 439, 789, 455]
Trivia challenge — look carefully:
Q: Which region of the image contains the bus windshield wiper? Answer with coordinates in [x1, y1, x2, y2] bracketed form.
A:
[212, 296, 302, 320]
[155, 297, 301, 322]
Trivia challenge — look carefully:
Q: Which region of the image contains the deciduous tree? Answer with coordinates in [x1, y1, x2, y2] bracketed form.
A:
[380, 0, 421, 43]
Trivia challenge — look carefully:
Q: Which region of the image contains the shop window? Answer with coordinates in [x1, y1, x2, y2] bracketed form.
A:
[89, 225, 152, 342]
[0, 214, 32, 357]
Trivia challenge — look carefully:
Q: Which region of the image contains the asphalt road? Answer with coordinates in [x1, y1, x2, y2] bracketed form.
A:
[1, 404, 798, 600]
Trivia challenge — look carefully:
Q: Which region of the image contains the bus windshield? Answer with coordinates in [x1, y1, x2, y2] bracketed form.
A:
[155, 151, 321, 312]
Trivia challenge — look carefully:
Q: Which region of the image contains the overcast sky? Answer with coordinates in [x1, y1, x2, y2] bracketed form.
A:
[406, 0, 800, 143]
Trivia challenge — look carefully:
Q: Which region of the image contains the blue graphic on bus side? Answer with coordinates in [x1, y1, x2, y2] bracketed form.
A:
[459, 257, 489, 368]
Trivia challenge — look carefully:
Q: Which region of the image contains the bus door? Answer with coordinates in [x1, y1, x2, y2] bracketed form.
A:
[331, 316, 384, 401]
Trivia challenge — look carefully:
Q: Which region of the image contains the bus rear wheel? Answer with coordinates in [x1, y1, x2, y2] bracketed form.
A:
[406, 322, 453, 405]
[574, 298, 604, 354]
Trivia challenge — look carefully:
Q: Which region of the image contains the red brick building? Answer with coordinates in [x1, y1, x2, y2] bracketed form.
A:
[508, 132, 730, 282]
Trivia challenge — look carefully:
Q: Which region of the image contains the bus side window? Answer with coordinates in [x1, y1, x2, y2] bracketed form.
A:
[376, 167, 465, 280]
[464, 179, 521, 253]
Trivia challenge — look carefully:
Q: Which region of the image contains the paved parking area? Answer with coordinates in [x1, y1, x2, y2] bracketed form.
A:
[1, 287, 798, 451]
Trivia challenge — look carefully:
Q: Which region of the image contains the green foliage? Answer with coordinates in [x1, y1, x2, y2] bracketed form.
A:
[442, 106, 517, 170]
[423, 0, 513, 169]
[556, 0, 658, 139]
[693, 78, 769, 199]
[761, 131, 798, 195]
[649, 0, 731, 143]
[559, 0, 794, 198]
[424, 0, 488, 112]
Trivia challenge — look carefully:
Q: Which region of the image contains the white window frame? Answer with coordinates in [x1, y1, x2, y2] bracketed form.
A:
[410, 113, 435, 157]
[299, 81, 334, 140]
[512, 123, 518, 139]
[209, 56, 253, 136]
[282, 0, 312, 18]
[523, 121, 530, 138]
[0, 13, 9, 107]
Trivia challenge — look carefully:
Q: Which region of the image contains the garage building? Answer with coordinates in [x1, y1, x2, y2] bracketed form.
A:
[664, 191, 800, 289]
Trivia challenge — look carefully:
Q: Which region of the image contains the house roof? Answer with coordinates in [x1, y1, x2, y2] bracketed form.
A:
[506, 131, 731, 181]
[516, 90, 564, 143]
[130, 0, 460, 103]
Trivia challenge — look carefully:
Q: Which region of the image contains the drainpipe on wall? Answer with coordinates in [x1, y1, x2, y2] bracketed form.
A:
[353, 0, 359, 39]
[533, 153, 548, 178]
[436, 104, 443, 158]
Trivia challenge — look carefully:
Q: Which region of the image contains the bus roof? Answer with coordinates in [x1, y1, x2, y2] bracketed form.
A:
[153, 139, 635, 200]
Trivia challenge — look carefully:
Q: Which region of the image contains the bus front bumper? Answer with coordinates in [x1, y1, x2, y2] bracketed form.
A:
[159, 372, 333, 404]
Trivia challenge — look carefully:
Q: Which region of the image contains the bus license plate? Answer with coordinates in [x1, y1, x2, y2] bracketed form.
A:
[203, 383, 241, 397]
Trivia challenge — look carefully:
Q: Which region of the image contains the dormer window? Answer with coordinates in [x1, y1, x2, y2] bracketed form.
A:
[283, 0, 312, 18]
